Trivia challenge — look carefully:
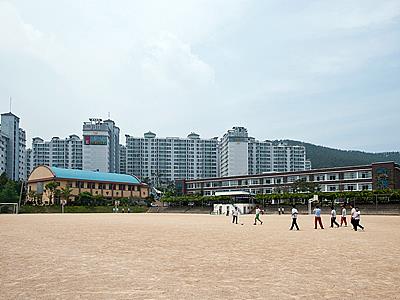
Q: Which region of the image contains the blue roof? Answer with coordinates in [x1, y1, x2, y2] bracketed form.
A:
[49, 167, 141, 184]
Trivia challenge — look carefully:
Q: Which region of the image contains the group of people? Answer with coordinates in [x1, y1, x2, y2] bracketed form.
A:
[231, 206, 263, 225]
[311, 204, 365, 231]
[231, 204, 365, 231]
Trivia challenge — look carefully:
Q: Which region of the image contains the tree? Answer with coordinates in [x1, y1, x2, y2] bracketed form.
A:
[27, 190, 37, 204]
[291, 179, 320, 193]
[0, 172, 9, 187]
[45, 182, 60, 205]
[93, 194, 107, 206]
[0, 181, 19, 203]
[60, 186, 73, 205]
[77, 192, 94, 206]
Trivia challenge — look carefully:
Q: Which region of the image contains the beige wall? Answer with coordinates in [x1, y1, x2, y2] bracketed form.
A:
[28, 166, 54, 181]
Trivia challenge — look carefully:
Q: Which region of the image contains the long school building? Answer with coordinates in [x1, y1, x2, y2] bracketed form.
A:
[27, 166, 149, 204]
[178, 162, 400, 196]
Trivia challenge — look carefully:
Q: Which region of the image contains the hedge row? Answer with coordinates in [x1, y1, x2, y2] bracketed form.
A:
[161, 189, 400, 204]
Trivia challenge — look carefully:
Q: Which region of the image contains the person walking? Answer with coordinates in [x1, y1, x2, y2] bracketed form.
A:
[313, 205, 324, 229]
[232, 207, 239, 224]
[330, 206, 340, 228]
[340, 205, 347, 227]
[290, 205, 299, 230]
[350, 204, 356, 229]
[253, 206, 263, 225]
[353, 207, 365, 231]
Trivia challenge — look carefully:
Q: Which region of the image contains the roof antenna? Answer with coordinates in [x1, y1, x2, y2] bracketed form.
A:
[9, 96, 12, 113]
[108, 111, 111, 119]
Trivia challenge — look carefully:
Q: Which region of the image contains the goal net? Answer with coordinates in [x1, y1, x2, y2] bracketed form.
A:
[0, 203, 19, 214]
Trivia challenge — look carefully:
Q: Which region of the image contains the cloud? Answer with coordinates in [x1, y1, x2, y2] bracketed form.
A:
[0, 0, 399, 152]
[0, 2, 44, 52]
[140, 32, 215, 90]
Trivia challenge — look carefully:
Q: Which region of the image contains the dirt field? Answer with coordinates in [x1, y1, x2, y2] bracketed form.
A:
[1, 213, 400, 299]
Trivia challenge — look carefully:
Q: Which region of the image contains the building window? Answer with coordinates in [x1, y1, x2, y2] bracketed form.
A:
[359, 171, 372, 179]
[344, 172, 357, 180]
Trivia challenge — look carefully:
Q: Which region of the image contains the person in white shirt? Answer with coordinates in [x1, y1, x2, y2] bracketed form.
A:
[340, 205, 347, 227]
[253, 206, 263, 225]
[290, 205, 299, 230]
[232, 207, 239, 224]
[350, 205, 356, 229]
[313, 206, 324, 229]
[353, 207, 365, 231]
[330, 206, 340, 228]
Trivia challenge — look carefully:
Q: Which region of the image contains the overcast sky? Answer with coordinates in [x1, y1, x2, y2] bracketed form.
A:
[1, 0, 399, 152]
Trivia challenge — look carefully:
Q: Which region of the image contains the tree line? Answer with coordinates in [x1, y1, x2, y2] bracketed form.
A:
[161, 189, 400, 205]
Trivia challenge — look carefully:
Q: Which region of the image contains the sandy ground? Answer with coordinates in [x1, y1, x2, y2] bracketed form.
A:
[1, 213, 400, 300]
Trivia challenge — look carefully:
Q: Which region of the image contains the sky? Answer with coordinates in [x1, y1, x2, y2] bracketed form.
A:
[0, 0, 399, 152]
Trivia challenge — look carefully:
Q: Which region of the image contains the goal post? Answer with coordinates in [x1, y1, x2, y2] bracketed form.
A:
[0, 203, 19, 214]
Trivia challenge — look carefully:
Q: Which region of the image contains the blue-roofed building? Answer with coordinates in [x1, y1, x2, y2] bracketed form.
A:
[27, 165, 149, 205]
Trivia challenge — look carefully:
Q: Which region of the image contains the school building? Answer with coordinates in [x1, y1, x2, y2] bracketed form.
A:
[27, 165, 149, 204]
[177, 162, 400, 196]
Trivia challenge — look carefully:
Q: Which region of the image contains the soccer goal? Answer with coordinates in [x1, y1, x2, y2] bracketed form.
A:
[0, 203, 19, 214]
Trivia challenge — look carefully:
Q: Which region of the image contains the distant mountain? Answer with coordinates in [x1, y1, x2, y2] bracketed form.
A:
[280, 140, 400, 169]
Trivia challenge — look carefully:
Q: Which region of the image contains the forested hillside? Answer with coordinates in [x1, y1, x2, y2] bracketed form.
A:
[281, 140, 400, 169]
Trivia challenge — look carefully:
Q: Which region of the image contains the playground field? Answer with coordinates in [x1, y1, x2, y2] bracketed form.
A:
[1, 213, 399, 299]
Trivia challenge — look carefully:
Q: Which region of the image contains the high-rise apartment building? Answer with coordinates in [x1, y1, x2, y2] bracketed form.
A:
[0, 112, 26, 180]
[219, 127, 249, 177]
[26, 148, 33, 175]
[82, 118, 120, 173]
[220, 127, 310, 177]
[0, 134, 7, 175]
[248, 139, 309, 173]
[29, 135, 83, 171]
[119, 144, 127, 174]
[124, 132, 218, 185]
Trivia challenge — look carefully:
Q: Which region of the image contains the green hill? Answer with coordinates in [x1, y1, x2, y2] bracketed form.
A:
[280, 140, 400, 169]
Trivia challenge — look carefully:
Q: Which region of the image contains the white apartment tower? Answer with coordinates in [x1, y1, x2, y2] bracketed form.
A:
[220, 127, 311, 177]
[0, 112, 26, 180]
[248, 139, 308, 173]
[30, 135, 83, 171]
[124, 132, 218, 185]
[219, 127, 249, 177]
[82, 118, 120, 173]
